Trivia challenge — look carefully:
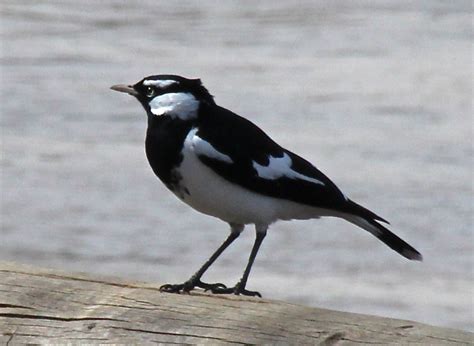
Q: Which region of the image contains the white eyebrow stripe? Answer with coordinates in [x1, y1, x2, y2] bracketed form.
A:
[253, 153, 325, 185]
[143, 79, 178, 88]
[187, 129, 233, 164]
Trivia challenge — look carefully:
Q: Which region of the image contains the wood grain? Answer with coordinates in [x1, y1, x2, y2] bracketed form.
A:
[0, 262, 471, 344]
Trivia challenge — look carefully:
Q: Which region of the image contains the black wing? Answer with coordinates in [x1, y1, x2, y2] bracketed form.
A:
[194, 104, 427, 261]
[195, 104, 348, 210]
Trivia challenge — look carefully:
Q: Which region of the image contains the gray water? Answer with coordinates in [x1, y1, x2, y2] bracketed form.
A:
[1, 0, 472, 331]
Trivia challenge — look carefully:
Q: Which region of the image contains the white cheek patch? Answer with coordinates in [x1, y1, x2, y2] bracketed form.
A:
[143, 79, 178, 88]
[253, 153, 325, 185]
[149, 92, 199, 120]
[186, 128, 233, 164]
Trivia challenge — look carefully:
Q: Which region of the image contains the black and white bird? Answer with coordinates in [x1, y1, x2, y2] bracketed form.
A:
[111, 74, 422, 297]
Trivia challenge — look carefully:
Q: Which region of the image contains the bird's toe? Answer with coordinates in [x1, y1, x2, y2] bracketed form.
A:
[198, 281, 227, 291]
[237, 288, 262, 297]
[210, 285, 262, 297]
[159, 283, 185, 293]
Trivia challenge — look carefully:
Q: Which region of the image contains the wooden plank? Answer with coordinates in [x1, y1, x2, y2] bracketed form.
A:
[0, 262, 471, 344]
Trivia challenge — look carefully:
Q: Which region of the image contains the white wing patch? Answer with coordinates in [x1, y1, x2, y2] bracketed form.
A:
[143, 79, 178, 88]
[148, 92, 199, 120]
[186, 128, 233, 164]
[253, 153, 325, 185]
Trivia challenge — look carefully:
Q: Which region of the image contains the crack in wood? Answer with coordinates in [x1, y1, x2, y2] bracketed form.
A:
[150, 340, 192, 345]
[107, 325, 248, 344]
[340, 337, 383, 344]
[11, 333, 109, 342]
[319, 331, 346, 345]
[0, 270, 147, 290]
[55, 337, 110, 341]
[0, 313, 126, 323]
[119, 295, 158, 306]
[304, 317, 424, 338]
[7, 333, 44, 343]
[184, 323, 288, 339]
[4, 322, 63, 329]
[424, 334, 472, 343]
[4, 330, 16, 346]
[69, 300, 157, 312]
[0, 303, 34, 310]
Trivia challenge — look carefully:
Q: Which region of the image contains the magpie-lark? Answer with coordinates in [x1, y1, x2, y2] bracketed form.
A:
[111, 75, 422, 297]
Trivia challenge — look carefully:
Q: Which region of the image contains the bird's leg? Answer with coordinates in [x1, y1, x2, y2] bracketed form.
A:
[211, 226, 267, 297]
[160, 225, 242, 294]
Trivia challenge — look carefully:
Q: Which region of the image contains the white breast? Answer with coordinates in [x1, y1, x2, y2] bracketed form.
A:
[171, 129, 335, 226]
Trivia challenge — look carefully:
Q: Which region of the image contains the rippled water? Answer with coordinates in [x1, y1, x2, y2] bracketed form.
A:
[1, 1, 472, 331]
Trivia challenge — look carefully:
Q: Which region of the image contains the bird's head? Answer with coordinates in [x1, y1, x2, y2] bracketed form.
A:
[111, 75, 214, 121]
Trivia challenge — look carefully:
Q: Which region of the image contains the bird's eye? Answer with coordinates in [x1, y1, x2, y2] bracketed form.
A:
[146, 86, 155, 98]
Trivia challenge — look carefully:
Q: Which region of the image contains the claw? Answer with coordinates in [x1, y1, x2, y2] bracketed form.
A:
[159, 283, 185, 293]
[240, 289, 262, 297]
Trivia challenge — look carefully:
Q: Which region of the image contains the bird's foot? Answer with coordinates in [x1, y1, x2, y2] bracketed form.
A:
[160, 279, 226, 294]
[210, 282, 262, 297]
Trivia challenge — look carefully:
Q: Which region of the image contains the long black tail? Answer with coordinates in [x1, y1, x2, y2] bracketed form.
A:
[343, 199, 422, 261]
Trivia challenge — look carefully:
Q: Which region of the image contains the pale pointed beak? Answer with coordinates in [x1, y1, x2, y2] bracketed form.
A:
[110, 84, 139, 96]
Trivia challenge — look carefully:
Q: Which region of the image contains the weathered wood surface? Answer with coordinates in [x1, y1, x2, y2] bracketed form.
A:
[0, 262, 471, 345]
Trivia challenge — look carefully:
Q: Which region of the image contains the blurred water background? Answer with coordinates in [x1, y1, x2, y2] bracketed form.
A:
[1, 0, 472, 331]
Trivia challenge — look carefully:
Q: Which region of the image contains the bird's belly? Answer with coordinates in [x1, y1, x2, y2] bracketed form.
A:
[170, 148, 332, 225]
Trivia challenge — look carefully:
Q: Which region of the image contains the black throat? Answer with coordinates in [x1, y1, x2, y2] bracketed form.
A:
[145, 116, 194, 189]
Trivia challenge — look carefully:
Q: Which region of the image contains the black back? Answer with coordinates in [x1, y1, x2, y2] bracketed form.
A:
[194, 102, 348, 210]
